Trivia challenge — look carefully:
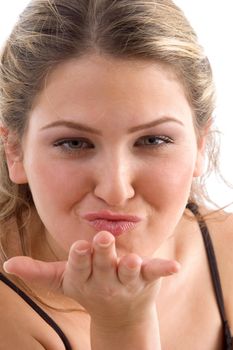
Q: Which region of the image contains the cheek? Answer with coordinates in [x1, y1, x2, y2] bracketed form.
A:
[24, 158, 91, 211]
[138, 153, 196, 209]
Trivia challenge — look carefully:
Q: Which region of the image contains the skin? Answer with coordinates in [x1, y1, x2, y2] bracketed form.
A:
[2, 54, 220, 349]
[6, 54, 204, 258]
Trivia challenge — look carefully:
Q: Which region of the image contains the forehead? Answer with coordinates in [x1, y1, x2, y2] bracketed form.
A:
[29, 54, 193, 129]
[44, 54, 185, 93]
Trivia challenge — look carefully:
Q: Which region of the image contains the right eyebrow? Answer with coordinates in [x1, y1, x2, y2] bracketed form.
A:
[40, 120, 102, 135]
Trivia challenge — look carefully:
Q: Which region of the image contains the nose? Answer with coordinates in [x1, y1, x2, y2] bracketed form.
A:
[93, 155, 135, 206]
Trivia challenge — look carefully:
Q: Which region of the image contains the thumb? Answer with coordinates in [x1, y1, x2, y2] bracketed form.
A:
[3, 256, 66, 291]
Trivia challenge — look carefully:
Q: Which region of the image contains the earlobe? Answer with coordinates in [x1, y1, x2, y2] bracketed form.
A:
[193, 152, 205, 177]
[0, 127, 28, 184]
[193, 135, 207, 178]
[7, 158, 28, 184]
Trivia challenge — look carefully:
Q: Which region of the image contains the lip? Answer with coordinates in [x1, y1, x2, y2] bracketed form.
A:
[82, 211, 142, 237]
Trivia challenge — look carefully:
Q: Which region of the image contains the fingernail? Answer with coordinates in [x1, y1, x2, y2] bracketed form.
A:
[3, 261, 10, 273]
[95, 232, 114, 248]
[76, 248, 90, 255]
[74, 242, 90, 255]
[126, 255, 142, 270]
[169, 261, 181, 274]
[126, 261, 140, 270]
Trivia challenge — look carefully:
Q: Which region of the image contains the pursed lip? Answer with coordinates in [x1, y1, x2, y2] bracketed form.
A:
[82, 211, 142, 236]
[83, 211, 142, 222]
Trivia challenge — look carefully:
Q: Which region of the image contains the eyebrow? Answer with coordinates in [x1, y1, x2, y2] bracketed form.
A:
[128, 116, 184, 132]
[40, 116, 184, 135]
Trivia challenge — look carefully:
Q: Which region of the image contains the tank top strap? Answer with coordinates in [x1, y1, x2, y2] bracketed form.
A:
[186, 202, 233, 349]
[0, 272, 72, 350]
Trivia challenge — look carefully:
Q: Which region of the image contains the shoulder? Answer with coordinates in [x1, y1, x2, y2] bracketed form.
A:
[0, 276, 44, 349]
[0, 275, 65, 350]
[203, 207, 233, 325]
[203, 207, 233, 261]
[0, 319, 46, 349]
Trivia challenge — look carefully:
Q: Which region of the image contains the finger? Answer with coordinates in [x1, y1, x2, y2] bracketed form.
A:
[117, 254, 142, 286]
[3, 257, 66, 291]
[65, 240, 92, 285]
[141, 258, 181, 282]
[92, 231, 117, 278]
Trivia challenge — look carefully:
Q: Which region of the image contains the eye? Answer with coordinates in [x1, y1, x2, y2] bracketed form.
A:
[53, 138, 94, 153]
[134, 135, 173, 147]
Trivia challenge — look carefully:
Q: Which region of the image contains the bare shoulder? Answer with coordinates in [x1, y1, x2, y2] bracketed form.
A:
[0, 323, 45, 350]
[203, 207, 233, 258]
[0, 274, 65, 350]
[202, 207, 233, 324]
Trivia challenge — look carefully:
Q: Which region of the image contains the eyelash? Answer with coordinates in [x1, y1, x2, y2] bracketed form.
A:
[53, 138, 94, 153]
[53, 135, 174, 154]
[134, 135, 173, 147]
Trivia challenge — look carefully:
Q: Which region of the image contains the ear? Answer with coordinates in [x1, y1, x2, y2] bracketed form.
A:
[193, 134, 207, 178]
[0, 127, 28, 184]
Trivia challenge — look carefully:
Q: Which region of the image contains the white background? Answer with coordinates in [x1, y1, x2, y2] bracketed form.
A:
[0, 1, 233, 208]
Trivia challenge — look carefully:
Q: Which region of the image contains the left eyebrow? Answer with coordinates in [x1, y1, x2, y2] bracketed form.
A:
[128, 116, 184, 133]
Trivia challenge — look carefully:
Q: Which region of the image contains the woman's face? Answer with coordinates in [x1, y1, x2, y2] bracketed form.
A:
[7, 55, 205, 258]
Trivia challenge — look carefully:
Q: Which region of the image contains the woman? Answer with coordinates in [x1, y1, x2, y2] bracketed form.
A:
[0, 0, 232, 349]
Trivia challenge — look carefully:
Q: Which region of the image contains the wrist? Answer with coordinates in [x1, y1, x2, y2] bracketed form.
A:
[91, 306, 155, 329]
[90, 306, 161, 350]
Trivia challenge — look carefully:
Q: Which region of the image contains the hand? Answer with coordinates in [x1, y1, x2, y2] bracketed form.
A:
[3, 231, 180, 325]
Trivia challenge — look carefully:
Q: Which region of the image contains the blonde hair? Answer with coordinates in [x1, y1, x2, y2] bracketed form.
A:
[0, 0, 218, 258]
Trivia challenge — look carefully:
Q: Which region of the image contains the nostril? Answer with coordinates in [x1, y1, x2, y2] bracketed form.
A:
[93, 181, 135, 206]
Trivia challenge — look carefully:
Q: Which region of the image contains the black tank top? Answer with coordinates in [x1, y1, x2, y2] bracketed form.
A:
[0, 202, 232, 349]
